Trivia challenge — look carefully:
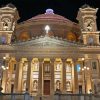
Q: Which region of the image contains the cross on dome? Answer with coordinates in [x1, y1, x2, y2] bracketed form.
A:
[45, 25, 50, 34]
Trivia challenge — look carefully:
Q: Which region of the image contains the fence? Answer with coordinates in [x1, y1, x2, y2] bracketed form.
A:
[0, 92, 30, 100]
[0, 93, 100, 100]
[54, 94, 100, 100]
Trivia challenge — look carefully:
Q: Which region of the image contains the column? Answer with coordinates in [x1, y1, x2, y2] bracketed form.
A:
[62, 58, 66, 93]
[85, 59, 92, 93]
[72, 58, 78, 93]
[7, 34, 12, 44]
[14, 58, 20, 92]
[98, 59, 100, 78]
[1, 69, 7, 93]
[26, 58, 32, 93]
[38, 58, 43, 96]
[50, 58, 55, 95]
[15, 58, 23, 92]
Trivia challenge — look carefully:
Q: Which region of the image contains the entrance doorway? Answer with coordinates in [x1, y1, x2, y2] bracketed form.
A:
[79, 85, 82, 94]
[11, 84, 14, 93]
[44, 80, 50, 95]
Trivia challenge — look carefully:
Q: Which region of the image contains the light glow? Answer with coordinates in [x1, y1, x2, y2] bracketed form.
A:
[82, 68, 84, 71]
[3, 57, 6, 59]
[45, 9, 54, 14]
[45, 25, 50, 33]
[82, 58, 85, 61]
[84, 66, 86, 69]
[2, 65, 5, 69]
[6, 67, 9, 69]
[87, 67, 89, 70]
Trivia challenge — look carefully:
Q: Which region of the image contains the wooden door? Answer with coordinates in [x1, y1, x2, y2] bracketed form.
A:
[44, 80, 50, 95]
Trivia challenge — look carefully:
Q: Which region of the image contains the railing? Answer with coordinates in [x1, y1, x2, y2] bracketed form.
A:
[54, 94, 100, 100]
[0, 93, 100, 100]
[0, 92, 30, 100]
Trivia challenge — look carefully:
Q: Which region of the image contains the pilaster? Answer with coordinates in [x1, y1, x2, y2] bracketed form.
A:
[72, 58, 78, 93]
[1, 69, 7, 93]
[14, 58, 21, 93]
[15, 58, 23, 92]
[38, 58, 43, 96]
[26, 58, 32, 93]
[62, 58, 67, 93]
[50, 58, 55, 95]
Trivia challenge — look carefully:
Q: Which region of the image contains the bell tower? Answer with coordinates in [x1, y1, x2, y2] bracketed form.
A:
[77, 4, 99, 45]
[0, 4, 19, 44]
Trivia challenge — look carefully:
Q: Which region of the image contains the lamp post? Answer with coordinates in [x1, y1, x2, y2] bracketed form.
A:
[82, 58, 89, 94]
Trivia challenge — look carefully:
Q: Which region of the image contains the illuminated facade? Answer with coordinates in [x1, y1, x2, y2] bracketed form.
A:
[0, 4, 100, 96]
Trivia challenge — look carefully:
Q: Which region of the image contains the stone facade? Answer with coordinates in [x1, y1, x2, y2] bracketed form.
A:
[0, 4, 100, 97]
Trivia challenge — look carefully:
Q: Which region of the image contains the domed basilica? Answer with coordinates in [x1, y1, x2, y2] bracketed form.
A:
[0, 4, 100, 97]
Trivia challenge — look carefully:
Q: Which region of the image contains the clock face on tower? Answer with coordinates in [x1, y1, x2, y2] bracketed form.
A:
[84, 19, 94, 31]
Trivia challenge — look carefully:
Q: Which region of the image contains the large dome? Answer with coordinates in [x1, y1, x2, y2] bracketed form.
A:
[15, 9, 81, 42]
[25, 9, 72, 23]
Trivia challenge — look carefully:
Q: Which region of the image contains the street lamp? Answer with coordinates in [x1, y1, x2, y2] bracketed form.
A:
[82, 58, 90, 94]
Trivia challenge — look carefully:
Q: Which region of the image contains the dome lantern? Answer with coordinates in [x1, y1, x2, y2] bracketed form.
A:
[45, 9, 54, 14]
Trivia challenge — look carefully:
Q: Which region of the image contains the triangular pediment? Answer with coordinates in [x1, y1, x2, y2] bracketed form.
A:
[13, 36, 82, 47]
[0, 6, 15, 11]
[82, 7, 96, 11]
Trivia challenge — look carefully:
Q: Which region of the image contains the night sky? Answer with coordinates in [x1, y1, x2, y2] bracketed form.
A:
[0, 0, 100, 28]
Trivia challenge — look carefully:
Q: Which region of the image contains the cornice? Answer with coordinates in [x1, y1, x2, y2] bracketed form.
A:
[12, 35, 83, 47]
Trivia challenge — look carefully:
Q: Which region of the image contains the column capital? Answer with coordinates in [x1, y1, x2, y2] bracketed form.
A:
[27, 57, 33, 61]
[38, 58, 44, 62]
[61, 58, 67, 62]
[72, 58, 78, 62]
[15, 58, 22, 62]
[50, 58, 55, 62]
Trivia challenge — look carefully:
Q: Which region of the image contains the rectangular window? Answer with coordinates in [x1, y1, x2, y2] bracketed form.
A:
[92, 61, 97, 70]
[45, 64, 50, 73]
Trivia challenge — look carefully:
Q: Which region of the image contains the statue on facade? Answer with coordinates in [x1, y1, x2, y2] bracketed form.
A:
[56, 80, 60, 91]
[6, 78, 10, 93]
[56, 63, 60, 71]
[66, 81, 71, 91]
[33, 80, 38, 91]
[23, 80, 26, 91]
[34, 63, 39, 71]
